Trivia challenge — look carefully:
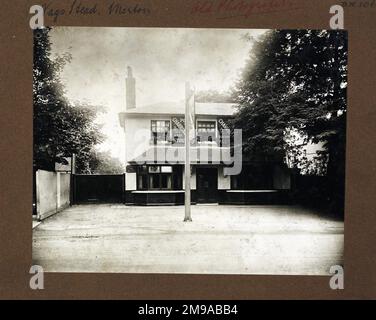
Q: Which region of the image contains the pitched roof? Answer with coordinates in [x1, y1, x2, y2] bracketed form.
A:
[124, 101, 237, 116]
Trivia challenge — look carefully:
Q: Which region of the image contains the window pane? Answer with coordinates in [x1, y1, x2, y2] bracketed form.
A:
[161, 166, 172, 173]
[167, 175, 172, 189]
[161, 175, 167, 188]
[139, 165, 148, 174]
[151, 120, 170, 143]
[197, 121, 216, 142]
[149, 166, 160, 173]
[150, 175, 160, 189]
[138, 175, 148, 190]
[161, 175, 172, 189]
[139, 166, 175, 190]
[138, 175, 143, 189]
[231, 175, 240, 189]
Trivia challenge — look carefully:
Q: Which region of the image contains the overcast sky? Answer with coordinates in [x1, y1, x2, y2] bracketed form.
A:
[50, 27, 268, 162]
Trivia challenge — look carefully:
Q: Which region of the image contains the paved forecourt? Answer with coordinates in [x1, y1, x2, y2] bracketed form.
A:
[32, 204, 344, 275]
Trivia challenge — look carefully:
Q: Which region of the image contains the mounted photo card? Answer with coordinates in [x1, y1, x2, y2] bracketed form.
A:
[0, 0, 375, 300]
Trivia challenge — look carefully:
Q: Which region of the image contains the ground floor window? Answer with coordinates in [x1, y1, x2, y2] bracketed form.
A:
[137, 165, 182, 190]
[231, 164, 273, 190]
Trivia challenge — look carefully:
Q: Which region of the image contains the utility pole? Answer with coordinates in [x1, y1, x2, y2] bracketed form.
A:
[184, 82, 193, 222]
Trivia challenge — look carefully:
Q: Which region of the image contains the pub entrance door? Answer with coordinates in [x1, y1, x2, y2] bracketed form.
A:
[196, 167, 218, 203]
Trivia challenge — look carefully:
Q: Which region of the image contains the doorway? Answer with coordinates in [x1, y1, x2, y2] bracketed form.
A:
[196, 167, 218, 203]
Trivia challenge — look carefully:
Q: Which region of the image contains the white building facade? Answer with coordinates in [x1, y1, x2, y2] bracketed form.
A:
[119, 68, 291, 205]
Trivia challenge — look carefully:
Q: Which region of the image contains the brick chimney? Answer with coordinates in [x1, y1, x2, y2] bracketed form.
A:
[126, 66, 136, 109]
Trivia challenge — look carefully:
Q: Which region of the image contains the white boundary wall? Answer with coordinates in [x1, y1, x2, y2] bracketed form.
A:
[36, 170, 71, 221]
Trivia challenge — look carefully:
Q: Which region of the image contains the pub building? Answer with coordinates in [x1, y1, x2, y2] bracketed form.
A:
[119, 67, 291, 205]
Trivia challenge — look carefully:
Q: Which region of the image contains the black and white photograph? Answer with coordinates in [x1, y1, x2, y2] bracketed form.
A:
[32, 27, 347, 275]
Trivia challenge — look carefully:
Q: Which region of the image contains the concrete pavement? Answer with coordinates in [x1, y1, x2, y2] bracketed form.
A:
[32, 204, 344, 275]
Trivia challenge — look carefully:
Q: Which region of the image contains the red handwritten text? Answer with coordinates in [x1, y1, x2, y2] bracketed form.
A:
[191, 0, 303, 19]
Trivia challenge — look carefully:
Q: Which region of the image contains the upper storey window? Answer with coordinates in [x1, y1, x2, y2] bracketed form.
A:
[197, 121, 216, 143]
[151, 120, 170, 145]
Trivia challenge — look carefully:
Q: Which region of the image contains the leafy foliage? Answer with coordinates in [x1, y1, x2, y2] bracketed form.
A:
[233, 30, 347, 214]
[195, 89, 235, 103]
[84, 151, 124, 174]
[33, 28, 104, 171]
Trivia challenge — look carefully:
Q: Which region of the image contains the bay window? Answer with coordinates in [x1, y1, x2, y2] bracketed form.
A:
[137, 165, 182, 190]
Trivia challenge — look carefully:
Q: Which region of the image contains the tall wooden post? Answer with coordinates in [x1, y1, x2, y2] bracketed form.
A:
[184, 82, 193, 222]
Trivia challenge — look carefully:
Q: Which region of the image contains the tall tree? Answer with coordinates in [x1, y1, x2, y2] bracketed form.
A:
[85, 150, 124, 174]
[195, 89, 234, 103]
[233, 30, 347, 213]
[33, 28, 103, 171]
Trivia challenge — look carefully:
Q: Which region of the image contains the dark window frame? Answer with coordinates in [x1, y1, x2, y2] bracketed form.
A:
[137, 165, 182, 190]
[151, 120, 171, 145]
[197, 120, 217, 143]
